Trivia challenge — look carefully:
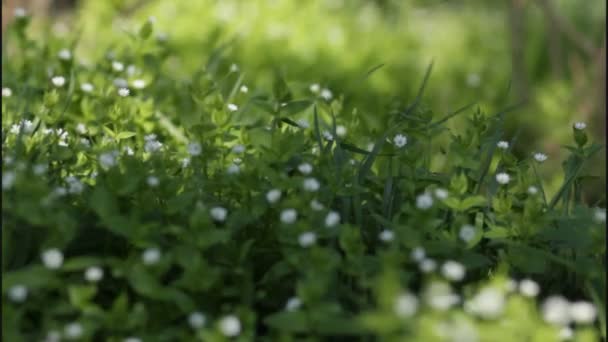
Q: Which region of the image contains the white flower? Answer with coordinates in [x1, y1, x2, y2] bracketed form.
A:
[8, 285, 28, 303]
[542, 296, 571, 326]
[124, 338, 142, 342]
[419, 258, 437, 273]
[569, 301, 596, 324]
[298, 231, 317, 247]
[2, 171, 16, 190]
[320, 88, 333, 100]
[310, 199, 324, 211]
[118, 88, 130, 97]
[527, 186, 539, 195]
[280, 209, 297, 224]
[41, 248, 63, 269]
[416, 193, 434, 210]
[227, 163, 240, 174]
[232, 144, 245, 154]
[303, 178, 320, 192]
[147, 176, 160, 187]
[459, 224, 476, 243]
[64, 322, 83, 340]
[144, 136, 163, 153]
[441, 260, 465, 281]
[31, 164, 47, 176]
[53, 187, 68, 197]
[533, 152, 548, 163]
[132, 79, 146, 89]
[229, 63, 239, 72]
[593, 208, 606, 223]
[394, 293, 418, 318]
[188, 311, 206, 329]
[325, 211, 340, 227]
[285, 297, 302, 311]
[114, 78, 128, 88]
[266, 189, 282, 204]
[296, 119, 309, 129]
[14, 7, 27, 18]
[322, 130, 334, 141]
[497, 141, 509, 149]
[559, 327, 574, 341]
[2, 87, 12, 97]
[378, 229, 394, 242]
[84, 266, 104, 283]
[574, 122, 586, 130]
[99, 151, 118, 169]
[126, 64, 137, 76]
[210, 207, 228, 222]
[66, 176, 84, 194]
[393, 134, 407, 148]
[142, 248, 161, 265]
[495, 172, 510, 185]
[298, 163, 313, 174]
[434, 188, 448, 200]
[465, 287, 505, 319]
[43, 330, 61, 342]
[227, 103, 239, 112]
[51, 76, 66, 87]
[57, 49, 72, 60]
[181, 157, 191, 168]
[239, 85, 248, 93]
[519, 278, 540, 297]
[411, 247, 426, 262]
[76, 123, 87, 134]
[112, 61, 124, 72]
[124, 146, 134, 155]
[219, 315, 241, 337]
[309, 83, 320, 93]
[187, 142, 202, 156]
[425, 282, 460, 311]
[336, 125, 347, 137]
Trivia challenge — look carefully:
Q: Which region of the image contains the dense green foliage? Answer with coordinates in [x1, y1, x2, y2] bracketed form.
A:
[2, 2, 606, 341]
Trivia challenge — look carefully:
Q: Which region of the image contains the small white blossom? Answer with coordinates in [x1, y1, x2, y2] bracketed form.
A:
[66, 176, 84, 194]
[320, 88, 333, 100]
[574, 122, 586, 130]
[188, 311, 206, 329]
[84, 266, 104, 283]
[416, 193, 434, 210]
[593, 208, 606, 223]
[8, 285, 28, 303]
[441, 260, 465, 281]
[459, 224, 476, 243]
[497, 140, 509, 149]
[144, 136, 163, 153]
[233, 157, 242, 164]
[142, 248, 161, 265]
[51, 76, 66, 87]
[280, 209, 297, 224]
[57, 49, 72, 60]
[43, 330, 61, 342]
[303, 178, 320, 192]
[210, 207, 228, 222]
[394, 293, 418, 318]
[64, 322, 83, 340]
[559, 327, 574, 341]
[227, 163, 240, 174]
[187, 142, 202, 156]
[533, 152, 548, 163]
[298, 231, 317, 247]
[14, 7, 27, 18]
[79, 82, 93, 93]
[296, 119, 309, 128]
[232, 144, 245, 154]
[219, 315, 241, 337]
[310, 199, 324, 211]
[123, 146, 134, 155]
[569, 301, 596, 324]
[75, 123, 87, 134]
[239, 85, 248, 93]
[419, 258, 437, 273]
[393, 134, 407, 148]
[99, 151, 118, 169]
[147, 176, 160, 187]
[322, 130, 334, 141]
[2, 171, 16, 190]
[181, 157, 191, 168]
[309, 83, 320, 93]
[324, 211, 340, 227]
[527, 186, 539, 195]
[465, 287, 505, 319]
[336, 125, 347, 137]
[434, 188, 448, 200]
[113, 78, 128, 88]
[285, 297, 302, 312]
[118, 88, 130, 97]
[411, 247, 426, 262]
[132, 79, 146, 89]
[495, 172, 510, 185]
[126, 64, 137, 76]
[266, 189, 281, 204]
[298, 163, 313, 174]
[227, 103, 238, 112]
[2, 87, 12, 97]
[519, 278, 540, 297]
[425, 282, 460, 311]
[229, 63, 239, 72]
[378, 229, 394, 242]
[124, 338, 142, 342]
[41, 248, 63, 269]
[112, 61, 124, 72]
[542, 296, 571, 326]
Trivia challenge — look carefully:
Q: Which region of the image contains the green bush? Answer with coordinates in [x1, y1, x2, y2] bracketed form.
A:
[2, 7, 605, 342]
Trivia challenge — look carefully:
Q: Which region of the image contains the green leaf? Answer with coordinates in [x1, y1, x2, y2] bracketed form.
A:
[116, 131, 136, 140]
[139, 20, 153, 40]
[279, 100, 312, 116]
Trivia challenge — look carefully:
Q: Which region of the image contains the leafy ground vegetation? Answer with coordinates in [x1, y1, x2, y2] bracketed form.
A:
[2, 4, 606, 342]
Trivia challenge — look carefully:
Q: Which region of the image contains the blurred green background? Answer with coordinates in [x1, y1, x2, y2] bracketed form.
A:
[5, 0, 606, 203]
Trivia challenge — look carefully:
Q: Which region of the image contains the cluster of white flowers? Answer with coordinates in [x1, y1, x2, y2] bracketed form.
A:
[2, 87, 12, 97]
[144, 134, 163, 153]
[441, 260, 465, 281]
[123, 338, 142, 342]
[8, 284, 28, 303]
[142, 247, 161, 265]
[227, 163, 240, 174]
[310, 199, 324, 211]
[527, 186, 539, 195]
[240, 85, 248, 93]
[210, 206, 228, 222]
[65, 176, 84, 194]
[147, 175, 160, 187]
[458, 224, 476, 243]
[495, 172, 510, 185]
[84, 266, 104, 283]
[285, 297, 302, 311]
[266, 189, 281, 204]
[394, 293, 419, 318]
[99, 150, 119, 169]
[320, 88, 333, 101]
[296, 119, 310, 129]
[593, 207, 606, 223]
[324, 210, 340, 227]
[573, 122, 586, 130]
[518, 278, 540, 297]
[51, 76, 66, 87]
[425, 282, 460, 311]
[2, 171, 16, 190]
[419, 258, 437, 273]
[14, 7, 27, 18]
[465, 287, 505, 319]
[64, 322, 83, 339]
[118, 87, 130, 97]
[497, 140, 509, 149]
[227, 103, 239, 112]
[41, 248, 64, 269]
[533, 152, 548, 163]
[219, 315, 241, 337]
[232, 144, 245, 154]
[416, 192, 433, 210]
[188, 311, 206, 329]
[303, 177, 320, 192]
[434, 188, 448, 200]
[322, 130, 334, 141]
[336, 125, 347, 137]
[378, 229, 395, 242]
[280, 209, 297, 224]
[112, 61, 125, 72]
[58, 49, 72, 60]
[411, 247, 426, 262]
[541, 296, 597, 326]
[114, 78, 128, 88]
[298, 231, 317, 247]
[10, 119, 35, 135]
[309, 83, 321, 93]
[80, 82, 94, 93]
[132, 79, 146, 89]
[298, 163, 313, 174]
[393, 134, 407, 148]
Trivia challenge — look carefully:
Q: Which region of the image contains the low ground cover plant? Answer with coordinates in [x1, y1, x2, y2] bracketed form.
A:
[2, 11, 606, 342]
